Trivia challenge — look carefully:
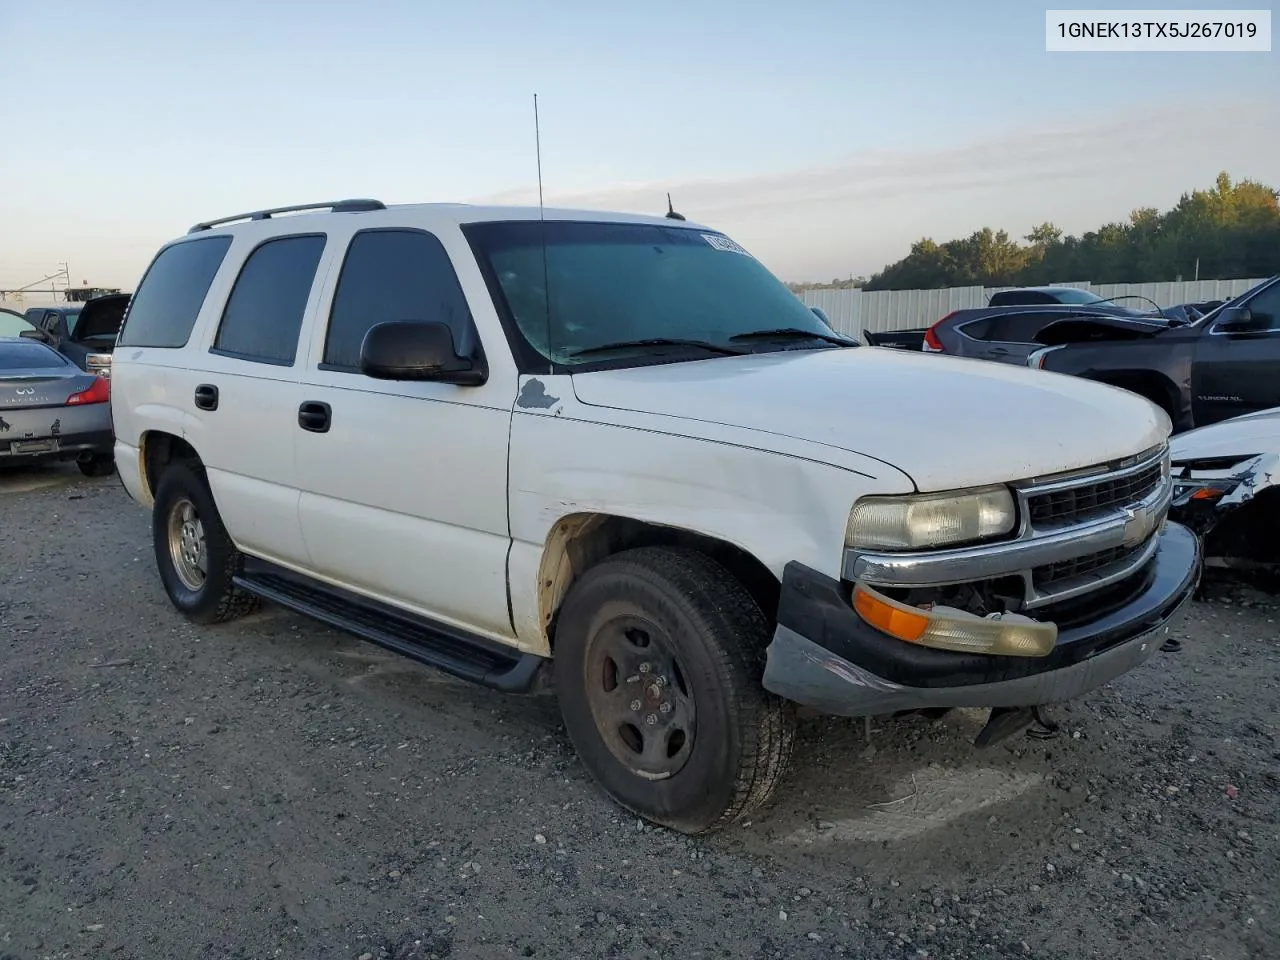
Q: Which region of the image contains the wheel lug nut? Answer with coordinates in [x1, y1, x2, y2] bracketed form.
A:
[645, 714, 658, 726]
[639, 663, 651, 674]
[630, 699, 642, 711]
[655, 676, 667, 687]
[659, 702, 672, 714]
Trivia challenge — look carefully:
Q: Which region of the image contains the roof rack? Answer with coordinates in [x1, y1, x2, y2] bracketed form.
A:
[187, 198, 386, 234]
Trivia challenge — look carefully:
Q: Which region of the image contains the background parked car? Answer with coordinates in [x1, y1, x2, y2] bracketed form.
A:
[919, 304, 1168, 364]
[0, 336, 115, 476]
[988, 286, 1128, 308]
[21, 293, 130, 377]
[1170, 405, 1280, 582]
[1028, 274, 1280, 432]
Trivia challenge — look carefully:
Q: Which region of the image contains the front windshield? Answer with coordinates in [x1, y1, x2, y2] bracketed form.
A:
[463, 220, 839, 366]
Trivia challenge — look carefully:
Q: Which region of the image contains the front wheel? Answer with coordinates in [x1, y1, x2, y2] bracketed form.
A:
[151, 460, 259, 624]
[554, 546, 796, 834]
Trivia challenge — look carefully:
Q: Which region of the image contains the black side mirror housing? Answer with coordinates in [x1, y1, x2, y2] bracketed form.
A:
[359, 320, 487, 385]
[1215, 306, 1264, 334]
[18, 328, 44, 340]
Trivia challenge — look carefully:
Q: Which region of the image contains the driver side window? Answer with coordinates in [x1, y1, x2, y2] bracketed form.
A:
[1245, 285, 1280, 331]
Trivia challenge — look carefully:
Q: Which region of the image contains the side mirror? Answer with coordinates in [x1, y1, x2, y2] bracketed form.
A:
[18, 328, 44, 340]
[359, 320, 487, 385]
[1214, 306, 1264, 334]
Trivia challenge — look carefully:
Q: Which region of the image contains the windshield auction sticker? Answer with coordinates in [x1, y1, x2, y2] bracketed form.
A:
[702, 234, 754, 257]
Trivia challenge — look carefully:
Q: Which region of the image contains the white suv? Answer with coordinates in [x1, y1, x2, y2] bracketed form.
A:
[111, 198, 1199, 834]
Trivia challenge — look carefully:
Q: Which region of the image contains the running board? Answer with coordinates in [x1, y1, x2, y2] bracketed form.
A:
[233, 563, 545, 693]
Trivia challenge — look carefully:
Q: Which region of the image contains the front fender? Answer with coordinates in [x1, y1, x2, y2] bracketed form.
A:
[505, 407, 912, 653]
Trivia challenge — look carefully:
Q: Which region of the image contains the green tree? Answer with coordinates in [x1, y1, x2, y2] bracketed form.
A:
[856, 172, 1279, 291]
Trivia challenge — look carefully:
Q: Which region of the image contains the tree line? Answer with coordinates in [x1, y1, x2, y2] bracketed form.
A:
[789, 172, 1280, 293]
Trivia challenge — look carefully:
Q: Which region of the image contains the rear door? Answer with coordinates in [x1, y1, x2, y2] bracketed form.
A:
[178, 232, 330, 567]
[957, 310, 1060, 365]
[1192, 280, 1280, 426]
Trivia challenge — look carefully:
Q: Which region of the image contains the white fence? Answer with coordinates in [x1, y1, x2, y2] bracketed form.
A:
[800, 278, 1268, 339]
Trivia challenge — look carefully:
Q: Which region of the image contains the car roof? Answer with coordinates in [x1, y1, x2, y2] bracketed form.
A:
[997, 286, 1096, 296]
[175, 200, 715, 245]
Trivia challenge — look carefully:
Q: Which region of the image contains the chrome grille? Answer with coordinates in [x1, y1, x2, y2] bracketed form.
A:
[845, 442, 1174, 612]
[1027, 461, 1164, 526]
[1033, 542, 1146, 590]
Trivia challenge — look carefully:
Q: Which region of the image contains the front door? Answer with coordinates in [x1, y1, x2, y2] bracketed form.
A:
[1192, 281, 1280, 426]
[293, 226, 517, 640]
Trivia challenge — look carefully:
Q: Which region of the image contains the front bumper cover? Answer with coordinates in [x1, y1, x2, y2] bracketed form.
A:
[762, 521, 1200, 716]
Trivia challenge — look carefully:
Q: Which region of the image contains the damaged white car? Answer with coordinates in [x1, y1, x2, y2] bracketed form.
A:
[1170, 407, 1280, 579]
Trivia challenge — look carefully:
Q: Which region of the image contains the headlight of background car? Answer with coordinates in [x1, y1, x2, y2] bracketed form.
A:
[846, 486, 1017, 551]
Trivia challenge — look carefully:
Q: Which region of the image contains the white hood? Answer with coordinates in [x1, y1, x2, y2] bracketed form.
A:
[570, 348, 1169, 491]
[1171, 406, 1280, 461]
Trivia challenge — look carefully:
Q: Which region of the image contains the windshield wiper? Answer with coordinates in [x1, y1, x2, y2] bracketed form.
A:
[728, 327, 857, 347]
[564, 338, 747, 359]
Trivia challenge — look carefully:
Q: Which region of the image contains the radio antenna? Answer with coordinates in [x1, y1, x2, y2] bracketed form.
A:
[534, 93, 553, 374]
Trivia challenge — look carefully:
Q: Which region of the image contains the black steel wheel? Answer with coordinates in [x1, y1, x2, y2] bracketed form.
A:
[555, 545, 795, 833]
[583, 614, 697, 781]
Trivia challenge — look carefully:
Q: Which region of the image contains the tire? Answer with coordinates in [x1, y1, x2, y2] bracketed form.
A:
[77, 454, 115, 478]
[554, 545, 795, 834]
[151, 459, 259, 625]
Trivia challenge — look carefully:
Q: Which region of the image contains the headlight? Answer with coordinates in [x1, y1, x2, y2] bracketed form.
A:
[846, 485, 1017, 551]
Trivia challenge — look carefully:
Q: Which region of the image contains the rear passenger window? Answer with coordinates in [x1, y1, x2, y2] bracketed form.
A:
[323, 229, 476, 371]
[117, 236, 232, 348]
[212, 234, 326, 365]
[973, 312, 1060, 343]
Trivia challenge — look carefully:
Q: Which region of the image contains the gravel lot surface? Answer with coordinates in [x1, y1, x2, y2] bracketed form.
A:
[1, 465, 1276, 960]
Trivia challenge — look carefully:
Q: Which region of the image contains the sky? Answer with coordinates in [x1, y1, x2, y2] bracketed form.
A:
[1, 0, 1277, 293]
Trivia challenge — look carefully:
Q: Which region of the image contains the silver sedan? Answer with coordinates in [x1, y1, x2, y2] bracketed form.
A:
[0, 336, 115, 477]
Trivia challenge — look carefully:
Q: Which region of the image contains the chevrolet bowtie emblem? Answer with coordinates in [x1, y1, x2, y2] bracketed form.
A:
[1121, 502, 1159, 547]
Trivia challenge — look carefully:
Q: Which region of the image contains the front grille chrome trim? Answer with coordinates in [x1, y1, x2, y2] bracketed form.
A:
[844, 443, 1172, 610]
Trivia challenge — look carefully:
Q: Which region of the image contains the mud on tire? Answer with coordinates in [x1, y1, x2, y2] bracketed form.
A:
[554, 545, 796, 834]
[152, 459, 259, 625]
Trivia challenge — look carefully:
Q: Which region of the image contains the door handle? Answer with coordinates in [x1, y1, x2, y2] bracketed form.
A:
[194, 384, 219, 411]
[298, 400, 332, 433]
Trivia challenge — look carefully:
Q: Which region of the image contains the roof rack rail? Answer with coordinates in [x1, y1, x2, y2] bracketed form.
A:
[187, 198, 387, 234]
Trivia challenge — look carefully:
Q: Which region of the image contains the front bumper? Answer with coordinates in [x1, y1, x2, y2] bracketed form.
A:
[762, 521, 1200, 716]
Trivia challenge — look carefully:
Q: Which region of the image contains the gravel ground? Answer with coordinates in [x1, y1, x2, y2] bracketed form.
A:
[1, 465, 1276, 960]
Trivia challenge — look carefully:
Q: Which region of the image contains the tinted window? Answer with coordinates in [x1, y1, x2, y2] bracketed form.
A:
[0, 341, 68, 370]
[464, 220, 834, 367]
[989, 291, 1049, 306]
[324, 229, 475, 370]
[118, 236, 233, 348]
[1244, 282, 1280, 330]
[62, 309, 83, 336]
[213, 234, 326, 365]
[972, 311, 1062, 343]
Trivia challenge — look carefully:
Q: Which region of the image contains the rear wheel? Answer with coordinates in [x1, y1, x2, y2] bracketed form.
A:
[152, 460, 259, 624]
[554, 546, 795, 834]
